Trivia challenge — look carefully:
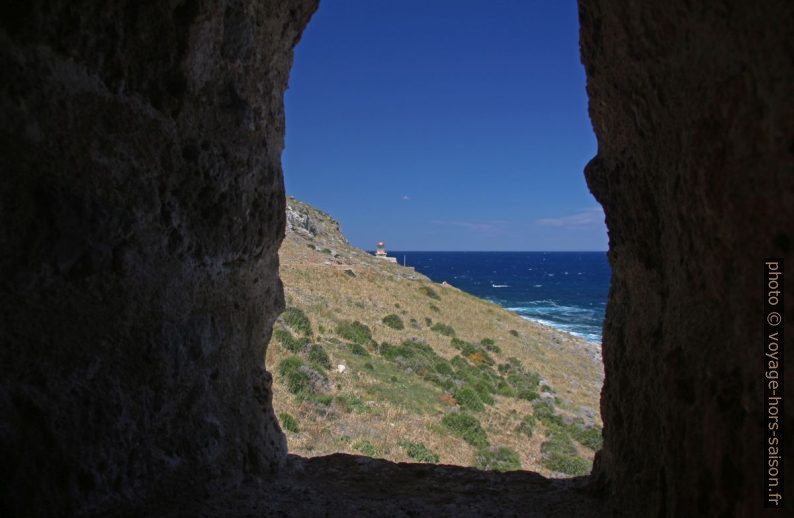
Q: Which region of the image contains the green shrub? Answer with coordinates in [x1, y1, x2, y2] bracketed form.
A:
[509, 329, 520, 337]
[335, 394, 369, 413]
[516, 415, 537, 438]
[450, 337, 467, 350]
[321, 248, 332, 254]
[308, 344, 331, 370]
[441, 413, 488, 448]
[307, 243, 316, 250]
[471, 382, 495, 405]
[459, 341, 477, 356]
[533, 399, 557, 423]
[286, 370, 312, 397]
[430, 322, 456, 337]
[540, 429, 591, 475]
[273, 328, 309, 353]
[278, 356, 303, 377]
[424, 317, 433, 326]
[400, 441, 439, 463]
[570, 425, 603, 451]
[435, 362, 455, 377]
[496, 383, 517, 398]
[279, 412, 299, 433]
[453, 387, 485, 412]
[480, 338, 501, 353]
[282, 307, 312, 336]
[517, 389, 540, 401]
[429, 303, 440, 312]
[473, 447, 521, 472]
[382, 314, 404, 330]
[353, 440, 377, 457]
[348, 343, 370, 356]
[336, 320, 372, 345]
[312, 394, 333, 406]
[419, 286, 440, 300]
[344, 269, 356, 277]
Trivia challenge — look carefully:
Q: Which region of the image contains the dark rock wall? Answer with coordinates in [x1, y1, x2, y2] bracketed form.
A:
[0, 1, 317, 515]
[579, 1, 793, 515]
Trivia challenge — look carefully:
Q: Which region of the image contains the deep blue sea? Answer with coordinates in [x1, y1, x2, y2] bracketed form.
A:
[389, 252, 611, 344]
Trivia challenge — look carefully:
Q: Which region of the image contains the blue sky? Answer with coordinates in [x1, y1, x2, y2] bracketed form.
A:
[283, 0, 606, 251]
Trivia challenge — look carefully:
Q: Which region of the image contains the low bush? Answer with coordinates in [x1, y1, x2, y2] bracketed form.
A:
[400, 441, 440, 463]
[344, 269, 356, 277]
[540, 429, 592, 476]
[430, 322, 456, 337]
[382, 314, 404, 330]
[453, 387, 485, 412]
[353, 440, 377, 457]
[480, 338, 501, 353]
[273, 328, 309, 353]
[569, 425, 603, 451]
[312, 394, 333, 406]
[279, 412, 299, 433]
[419, 286, 440, 300]
[516, 415, 536, 438]
[471, 381, 495, 405]
[308, 344, 331, 370]
[348, 343, 370, 356]
[429, 303, 440, 312]
[435, 362, 455, 377]
[450, 337, 467, 350]
[278, 356, 303, 377]
[286, 369, 312, 397]
[441, 413, 488, 448]
[282, 307, 312, 336]
[321, 248, 332, 254]
[532, 399, 557, 423]
[473, 447, 521, 472]
[517, 388, 540, 401]
[336, 320, 372, 345]
[495, 383, 517, 398]
[335, 394, 369, 413]
[509, 329, 520, 337]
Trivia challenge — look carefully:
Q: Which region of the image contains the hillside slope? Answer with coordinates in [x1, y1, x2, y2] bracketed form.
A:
[266, 197, 604, 476]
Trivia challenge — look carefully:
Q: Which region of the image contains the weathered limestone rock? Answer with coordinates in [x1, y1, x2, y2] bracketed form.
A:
[0, 1, 317, 514]
[579, 1, 793, 515]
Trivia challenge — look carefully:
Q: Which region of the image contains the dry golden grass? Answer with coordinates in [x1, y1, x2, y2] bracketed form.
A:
[267, 204, 603, 476]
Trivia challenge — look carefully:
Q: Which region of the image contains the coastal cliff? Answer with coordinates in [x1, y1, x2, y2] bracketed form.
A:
[268, 197, 604, 476]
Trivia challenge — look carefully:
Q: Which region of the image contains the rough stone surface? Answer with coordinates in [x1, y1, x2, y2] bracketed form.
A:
[129, 454, 604, 517]
[0, 1, 317, 515]
[579, 1, 793, 515]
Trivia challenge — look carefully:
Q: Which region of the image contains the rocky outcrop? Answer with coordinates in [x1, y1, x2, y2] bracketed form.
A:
[0, 1, 317, 515]
[286, 196, 350, 248]
[579, 1, 793, 515]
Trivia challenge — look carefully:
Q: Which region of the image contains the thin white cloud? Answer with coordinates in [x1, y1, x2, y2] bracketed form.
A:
[537, 207, 604, 227]
[401, 195, 410, 201]
[431, 220, 508, 236]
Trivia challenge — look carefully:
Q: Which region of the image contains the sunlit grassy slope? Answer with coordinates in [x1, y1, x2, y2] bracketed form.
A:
[266, 197, 604, 477]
